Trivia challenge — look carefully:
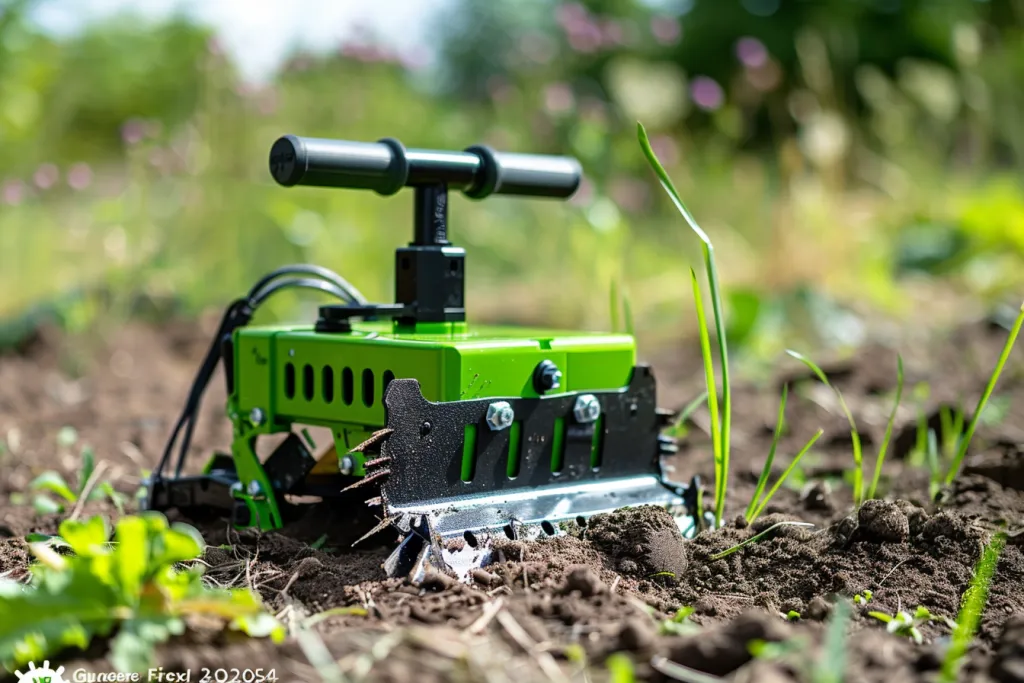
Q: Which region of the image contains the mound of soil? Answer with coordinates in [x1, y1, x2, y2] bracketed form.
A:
[2, 317, 1024, 682]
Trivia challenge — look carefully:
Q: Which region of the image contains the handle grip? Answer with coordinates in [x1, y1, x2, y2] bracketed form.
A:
[269, 135, 582, 200]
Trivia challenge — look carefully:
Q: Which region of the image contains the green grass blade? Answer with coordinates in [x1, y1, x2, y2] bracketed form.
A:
[944, 300, 1024, 486]
[813, 599, 851, 683]
[750, 428, 824, 522]
[669, 389, 709, 437]
[786, 349, 863, 505]
[746, 383, 788, 522]
[709, 520, 815, 561]
[690, 267, 723, 522]
[640, 121, 731, 527]
[939, 532, 1006, 682]
[868, 355, 904, 500]
[927, 428, 942, 501]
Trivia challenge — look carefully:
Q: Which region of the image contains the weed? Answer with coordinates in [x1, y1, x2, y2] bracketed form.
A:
[746, 429, 824, 523]
[868, 605, 956, 645]
[607, 652, 638, 683]
[28, 443, 127, 516]
[639, 121, 732, 528]
[786, 350, 865, 505]
[867, 355, 904, 500]
[658, 606, 699, 636]
[709, 521, 815, 561]
[926, 428, 943, 501]
[853, 589, 873, 606]
[745, 384, 788, 522]
[944, 299, 1024, 485]
[785, 610, 801, 621]
[0, 512, 284, 672]
[939, 532, 1007, 682]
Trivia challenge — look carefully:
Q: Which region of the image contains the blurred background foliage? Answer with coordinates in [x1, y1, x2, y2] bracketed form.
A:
[1, 0, 1023, 370]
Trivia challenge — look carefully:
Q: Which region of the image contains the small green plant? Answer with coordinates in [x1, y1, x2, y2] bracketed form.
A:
[868, 605, 956, 645]
[659, 606, 699, 636]
[28, 442, 127, 515]
[944, 300, 1024, 485]
[939, 532, 1007, 682]
[0, 512, 284, 672]
[666, 389, 709, 440]
[745, 427, 824, 524]
[786, 350, 865, 505]
[853, 589, 873, 606]
[867, 355, 904, 500]
[785, 610, 801, 621]
[639, 121, 731, 528]
[749, 599, 851, 683]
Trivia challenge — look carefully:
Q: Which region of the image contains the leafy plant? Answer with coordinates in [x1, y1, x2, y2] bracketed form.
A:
[868, 605, 956, 645]
[944, 300, 1024, 485]
[939, 532, 1007, 682]
[786, 350, 865, 505]
[658, 606, 699, 636]
[867, 355, 904, 500]
[0, 512, 284, 672]
[639, 121, 732, 528]
[28, 443, 127, 515]
[853, 589, 873, 606]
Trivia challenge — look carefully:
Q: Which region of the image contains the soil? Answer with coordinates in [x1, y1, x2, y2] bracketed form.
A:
[2, 314, 1024, 682]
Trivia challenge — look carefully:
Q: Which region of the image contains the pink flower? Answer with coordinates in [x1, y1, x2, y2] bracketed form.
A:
[651, 16, 681, 45]
[2, 180, 25, 205]
[690, 76, 724, 111]
[67, 163, 92, 191]
[121, 118, 146, 145]
[543, 82, 575, 115]
[735, 37, 768, 68]
[33, 163, 59, 190]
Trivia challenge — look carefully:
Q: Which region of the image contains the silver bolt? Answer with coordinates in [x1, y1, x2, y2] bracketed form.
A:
[289, 348, 295, 357]
[249, 407, 265, 425]
[230, 481, 243, 495]
[486, 401, 515, 431]
[247, 479, 263, 496]
[573, 394, 601, 423]
[340, 455, 355, 475]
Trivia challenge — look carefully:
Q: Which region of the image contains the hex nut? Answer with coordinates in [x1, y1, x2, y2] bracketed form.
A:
[573, 394, 601, 423]
[249, 407, 266, 426]
[486, 401, 515, 431]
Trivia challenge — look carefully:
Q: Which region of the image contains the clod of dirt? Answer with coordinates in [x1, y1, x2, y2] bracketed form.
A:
[662, 610, 790, 679]
[616, 616, 656, 652]
[805, 595, 832, 621]
[562, 565, 605, 597]
[920, 511, 972, 544]
[587, 505, 688, 582]
[858, 499, 910, 543]
[800, 480, 834, 512]
[830, 514, 859, 546]
[895, 499, 930, 536]
[420, 570, 456, 592]
[992, 613, 1024, 683]
[471, 568, 498, 587]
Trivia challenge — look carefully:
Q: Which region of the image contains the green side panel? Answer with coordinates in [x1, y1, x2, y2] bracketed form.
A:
[444, 343, 568, 401]
[235, 331, 273, 419]
[549, 337, 636, 391]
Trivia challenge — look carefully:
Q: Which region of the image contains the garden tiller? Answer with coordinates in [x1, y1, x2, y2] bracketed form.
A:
[143, 133, 704, 580]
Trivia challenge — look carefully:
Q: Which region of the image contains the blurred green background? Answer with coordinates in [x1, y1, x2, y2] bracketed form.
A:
[2, 0, 1023, 368]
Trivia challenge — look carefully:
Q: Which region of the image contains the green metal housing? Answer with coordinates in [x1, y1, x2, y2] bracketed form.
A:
[225, 319, 638, 530]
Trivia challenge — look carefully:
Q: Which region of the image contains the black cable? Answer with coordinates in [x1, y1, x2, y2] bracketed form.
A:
[153, 265, 361, 486]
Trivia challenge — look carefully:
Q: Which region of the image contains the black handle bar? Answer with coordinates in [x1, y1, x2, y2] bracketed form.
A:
[269, 135, 582, 200]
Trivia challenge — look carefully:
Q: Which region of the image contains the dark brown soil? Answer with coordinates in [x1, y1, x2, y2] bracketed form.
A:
[2, 315, 1024, 682]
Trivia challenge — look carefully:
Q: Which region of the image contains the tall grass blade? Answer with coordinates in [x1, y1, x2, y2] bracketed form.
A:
[868, 355, 904, 500]
[640, 121, 731, 527]
[939, 532, 1007, 682]
[813, 599, 851, 683]
[749, 428, 824, 522]
[926, 428, 942, 501]
[786, 349, 864, 505]
[690, 268, 723, 523]
[745, 384, 788, 522]
[944, 300, 1024, 485]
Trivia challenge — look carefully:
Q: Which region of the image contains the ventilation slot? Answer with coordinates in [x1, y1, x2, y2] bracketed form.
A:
[382, 369, 395, 399]
[550, 417, 566, 473]
[342, 367, 354, 405]
[284, 363, 296, 399]
[362, 368, 375, 407]
[506, 421, 522, 479]
[322, 366, 334, 403]
[302, 364, 314, 401]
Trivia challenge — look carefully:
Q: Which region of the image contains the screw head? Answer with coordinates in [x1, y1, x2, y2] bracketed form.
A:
[573, 394, 601, 423]
[247, 479, 263, 496]
[533, 359, 562, 393]
[486, 401, 515, 431]
[340, 455, 355, 475]
[249, 407, 265, 425]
